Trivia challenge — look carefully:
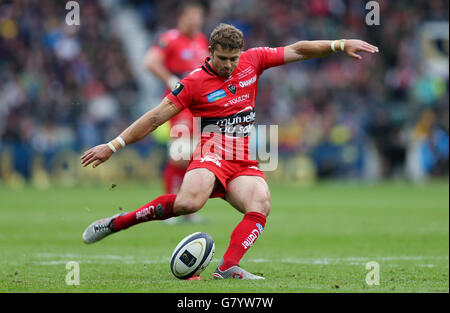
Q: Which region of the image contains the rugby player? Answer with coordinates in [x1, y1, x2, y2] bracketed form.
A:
[81, 23, 378, 279]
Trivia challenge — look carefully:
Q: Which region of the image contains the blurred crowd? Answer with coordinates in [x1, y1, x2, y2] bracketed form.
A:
[0, 0, 138, 178]
[0, 0, 448, 181]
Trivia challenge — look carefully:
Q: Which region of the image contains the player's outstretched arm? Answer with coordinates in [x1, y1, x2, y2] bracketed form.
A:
[284, 39, 379, 63]
[80, 97, 180, 168]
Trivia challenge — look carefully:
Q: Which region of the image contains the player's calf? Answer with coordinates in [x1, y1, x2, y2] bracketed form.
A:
[219, 211, 267, 271]
[112, 194, 178, 231]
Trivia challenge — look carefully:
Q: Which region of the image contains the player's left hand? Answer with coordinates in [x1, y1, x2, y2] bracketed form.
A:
[80, 144, 114, 168]
[344, 39, 379, 60]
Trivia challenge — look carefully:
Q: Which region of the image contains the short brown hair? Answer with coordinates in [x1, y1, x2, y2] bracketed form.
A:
[177, 1, 205, 17]
[209, 23, 244, 52]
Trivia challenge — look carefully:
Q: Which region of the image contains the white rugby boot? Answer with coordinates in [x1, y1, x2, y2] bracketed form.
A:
[212, 259, 265, 280]
[82, 212, 125, 244]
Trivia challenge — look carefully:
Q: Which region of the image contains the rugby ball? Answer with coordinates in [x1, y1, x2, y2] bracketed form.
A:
[170, 232, 215, 279]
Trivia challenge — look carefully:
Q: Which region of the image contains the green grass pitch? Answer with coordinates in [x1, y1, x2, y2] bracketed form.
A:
[0, 180, 448, 293]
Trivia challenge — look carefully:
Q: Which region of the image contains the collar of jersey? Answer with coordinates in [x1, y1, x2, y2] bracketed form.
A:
[202, 58, 220, 77]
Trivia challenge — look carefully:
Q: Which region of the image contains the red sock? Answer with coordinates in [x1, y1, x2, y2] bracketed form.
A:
[220, 212, 266, 271]
[112, 194, 178, 231]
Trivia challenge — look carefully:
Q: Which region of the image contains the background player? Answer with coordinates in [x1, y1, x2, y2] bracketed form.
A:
[144, 1, 208, 224]
[81, 24, 378, 279]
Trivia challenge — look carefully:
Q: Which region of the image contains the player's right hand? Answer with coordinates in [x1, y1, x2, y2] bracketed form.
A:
[343, 39, 379, 60]
[80, 144, 114, 168]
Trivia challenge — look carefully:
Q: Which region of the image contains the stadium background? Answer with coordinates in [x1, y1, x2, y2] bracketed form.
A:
[0, 0, 448, 187]
[0, 0, 448, 294]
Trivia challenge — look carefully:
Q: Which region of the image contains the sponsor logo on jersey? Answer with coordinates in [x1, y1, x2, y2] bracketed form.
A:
[201, 108, 256, 137]
[222, 124, 254, 136]
[227, 85, 236, 94]
[216, 109, 256, 127]
[225, 93, 250, 107]
[206, 89, 226, 103]
[239, 75, 257, 88]
[171, 82, 184, 96]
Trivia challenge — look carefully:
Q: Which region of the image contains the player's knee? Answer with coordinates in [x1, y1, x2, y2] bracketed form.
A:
[173, 195, 204, 215]
[261, 198, 271, 217]
[247, 194, 271, 217]
[257, 188, 271, 217]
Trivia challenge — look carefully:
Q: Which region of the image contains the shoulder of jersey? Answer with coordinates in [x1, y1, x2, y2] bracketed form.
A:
[178, 67, 207, 90]
[241, 48, 254, 57]
[162, 28, 181, 41]
[187, 67, 206, 79]
[237, 49, 253, 63]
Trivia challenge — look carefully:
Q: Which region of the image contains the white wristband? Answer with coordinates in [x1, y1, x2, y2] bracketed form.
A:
[331, 40, 337, 52]
[340, 39, 345, 51]
[107, 142, 117, 153]
[117, 136, 126, 148]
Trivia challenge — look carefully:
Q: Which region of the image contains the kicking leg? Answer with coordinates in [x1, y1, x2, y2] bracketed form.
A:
[82, 193, 178, 244]
[82, 168, 217, 244]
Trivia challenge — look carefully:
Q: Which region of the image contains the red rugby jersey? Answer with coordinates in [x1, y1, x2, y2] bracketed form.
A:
[153, 28, 209, 79]
[151, 28, 209, 135]
[167, 47, 285, 160]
